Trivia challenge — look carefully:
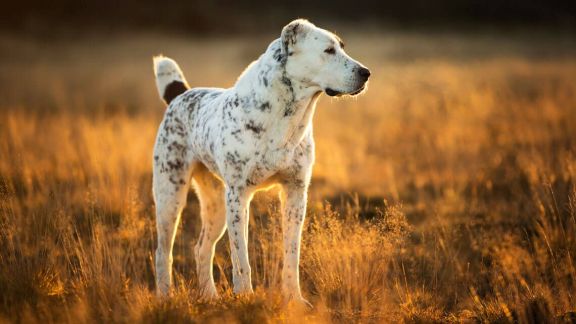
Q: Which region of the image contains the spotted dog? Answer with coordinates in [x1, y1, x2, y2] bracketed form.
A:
[152, 19, 370, 306]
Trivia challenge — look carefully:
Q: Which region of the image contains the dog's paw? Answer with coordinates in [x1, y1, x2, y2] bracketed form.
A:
[293, 297, 313, 309]
[197, 287, 220, 301]
[284, 293, 313, 310]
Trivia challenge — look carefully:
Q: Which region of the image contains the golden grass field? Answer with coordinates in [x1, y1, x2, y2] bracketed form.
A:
[1, 30, 576, 323]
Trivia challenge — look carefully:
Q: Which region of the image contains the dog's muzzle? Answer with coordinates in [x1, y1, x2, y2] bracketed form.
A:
[325, 67, 371, 97]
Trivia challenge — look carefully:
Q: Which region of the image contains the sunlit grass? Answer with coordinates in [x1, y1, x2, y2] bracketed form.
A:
[1, 31, 575, 322]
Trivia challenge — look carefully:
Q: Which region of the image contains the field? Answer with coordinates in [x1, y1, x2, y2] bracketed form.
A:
[1, 30, 576, 323]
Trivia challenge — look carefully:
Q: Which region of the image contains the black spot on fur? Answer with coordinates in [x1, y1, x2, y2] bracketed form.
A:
[258, 102, 271, 112]
[166, 159, 184, 171]
[163, 81, 189, 105]
[281, 75, 292, 88]
[245, 121, 264, 135]
[273, 48, 284, 62]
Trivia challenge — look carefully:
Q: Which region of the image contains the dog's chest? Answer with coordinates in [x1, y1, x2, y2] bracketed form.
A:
[196, 115, 297, 185]
[238, 136, 298, 186]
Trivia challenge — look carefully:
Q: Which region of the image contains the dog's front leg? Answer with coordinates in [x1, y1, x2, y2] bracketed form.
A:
[225, 185, 254, 294]
[280, 183, 311, 306]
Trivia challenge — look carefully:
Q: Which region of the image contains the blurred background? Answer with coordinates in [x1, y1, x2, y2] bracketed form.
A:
[3, 0, 576, 35]
[1, 0, 575, 196]
[1, 1, 576, 323]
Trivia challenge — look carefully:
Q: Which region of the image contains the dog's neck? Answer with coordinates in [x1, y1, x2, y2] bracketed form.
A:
[234, 39, 322, 148]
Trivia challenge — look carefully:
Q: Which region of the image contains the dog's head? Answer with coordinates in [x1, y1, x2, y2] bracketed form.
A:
[281, 19, 370, 97]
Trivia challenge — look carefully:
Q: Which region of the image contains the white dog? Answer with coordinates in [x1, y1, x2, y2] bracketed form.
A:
[152, 19, 370, 306]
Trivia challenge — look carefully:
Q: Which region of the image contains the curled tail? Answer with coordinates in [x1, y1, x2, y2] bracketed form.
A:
[153, 56, 190, 105]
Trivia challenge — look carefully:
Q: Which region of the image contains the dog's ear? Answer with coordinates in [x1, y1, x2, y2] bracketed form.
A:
[281, 19, 313, 56]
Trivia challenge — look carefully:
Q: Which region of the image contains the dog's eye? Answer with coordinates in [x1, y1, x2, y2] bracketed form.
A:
[324, 47, 335, 54]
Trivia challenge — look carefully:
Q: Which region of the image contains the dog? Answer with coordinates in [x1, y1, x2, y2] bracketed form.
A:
[152, 19, 370, 306]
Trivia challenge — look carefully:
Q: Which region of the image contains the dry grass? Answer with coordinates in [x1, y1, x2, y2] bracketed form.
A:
[1, 30, 576, 323]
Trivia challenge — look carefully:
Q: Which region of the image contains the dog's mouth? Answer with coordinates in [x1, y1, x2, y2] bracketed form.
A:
[350, 85, 366, 96]
[325, 84, 367, 97]
[325, 88, 342, 97]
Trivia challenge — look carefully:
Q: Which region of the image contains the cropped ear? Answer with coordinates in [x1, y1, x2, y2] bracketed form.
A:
[281, 19, 313, 56]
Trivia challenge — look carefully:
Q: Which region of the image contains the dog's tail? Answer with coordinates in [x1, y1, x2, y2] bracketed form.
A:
[153, 55, 190, 105]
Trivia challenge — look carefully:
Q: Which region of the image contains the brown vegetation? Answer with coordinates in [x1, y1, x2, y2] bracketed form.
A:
[1, 31, 575, 322]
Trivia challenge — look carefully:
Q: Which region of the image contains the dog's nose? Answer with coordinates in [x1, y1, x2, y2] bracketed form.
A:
[358, 67, 371, 80]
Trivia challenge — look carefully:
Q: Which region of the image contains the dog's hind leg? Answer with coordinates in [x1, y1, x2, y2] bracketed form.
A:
[192, 165, 226, 299]
[153, 155, 195, 297]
